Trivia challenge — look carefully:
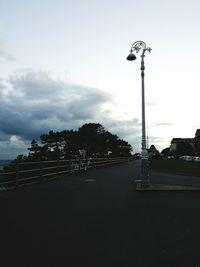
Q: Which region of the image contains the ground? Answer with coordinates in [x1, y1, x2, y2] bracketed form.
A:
[1, 160, 200, 267]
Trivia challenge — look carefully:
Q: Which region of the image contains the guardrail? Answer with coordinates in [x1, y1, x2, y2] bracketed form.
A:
[0, 157, 130, 190]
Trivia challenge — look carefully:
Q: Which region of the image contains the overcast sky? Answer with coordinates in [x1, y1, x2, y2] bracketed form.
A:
[0, 0, 200, 159]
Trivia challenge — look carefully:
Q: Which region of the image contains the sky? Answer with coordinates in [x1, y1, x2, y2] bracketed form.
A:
[0, 0, 200, 159]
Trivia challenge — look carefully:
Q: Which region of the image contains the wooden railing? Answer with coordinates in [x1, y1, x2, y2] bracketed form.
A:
[0, 157, 130, 190]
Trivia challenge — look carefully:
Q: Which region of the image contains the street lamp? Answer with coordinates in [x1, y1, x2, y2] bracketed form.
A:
[127, 40, 152, 187]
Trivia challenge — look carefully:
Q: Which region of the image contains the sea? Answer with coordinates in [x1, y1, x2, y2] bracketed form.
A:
[0, 160, 12, 170]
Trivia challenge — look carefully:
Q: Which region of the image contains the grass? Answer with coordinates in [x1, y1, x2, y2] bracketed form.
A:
[150, 159, 200, 177]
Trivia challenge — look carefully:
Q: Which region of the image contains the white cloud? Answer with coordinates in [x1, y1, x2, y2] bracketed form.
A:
[0, 40, 15, 61]
[9, 135, 24, 147]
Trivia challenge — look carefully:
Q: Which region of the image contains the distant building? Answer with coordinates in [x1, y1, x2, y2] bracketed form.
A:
[170, 138, 195, 151]
[194, 129, 200, 152]
[195, 129, 200, 138]
[169, 129, 200, 152]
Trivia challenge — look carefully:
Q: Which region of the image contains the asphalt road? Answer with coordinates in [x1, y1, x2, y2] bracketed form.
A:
[1, 160, 200, 267]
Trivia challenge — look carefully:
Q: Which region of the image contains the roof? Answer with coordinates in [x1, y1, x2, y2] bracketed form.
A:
[170, 129, 199, 144]
[171, 138, 194, 144]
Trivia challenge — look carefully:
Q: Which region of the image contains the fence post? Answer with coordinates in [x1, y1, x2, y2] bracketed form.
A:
[15, 162, 19, 188]
[57, 159, 60, 178]
[39, 161, 43, 182]
[78, 158, 81, 173]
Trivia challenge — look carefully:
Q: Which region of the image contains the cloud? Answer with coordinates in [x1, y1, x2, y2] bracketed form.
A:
[0, 70, 113, 139]
[146, 102, 158, 107]
[0, 69, 142, 158]
[9, 135, 25, 147]
[0, 47, 15, 61]
[154, 122, 174, 127]
[0, 139, 28, 159]
[103, 119, 140, 138]
[148, 136, 164, 144]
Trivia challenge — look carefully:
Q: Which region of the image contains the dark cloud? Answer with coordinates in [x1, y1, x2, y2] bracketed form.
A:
[0, 70, 113, 139]
[0, 69, 143, 158]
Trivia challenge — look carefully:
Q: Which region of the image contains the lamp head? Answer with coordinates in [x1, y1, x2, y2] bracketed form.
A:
[126, 52, 137, 61]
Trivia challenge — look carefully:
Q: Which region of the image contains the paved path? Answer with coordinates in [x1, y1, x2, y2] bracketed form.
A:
[1, 160, 200, 267]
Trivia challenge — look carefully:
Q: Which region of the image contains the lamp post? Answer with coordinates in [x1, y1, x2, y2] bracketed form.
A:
[127, 40, 152, 187]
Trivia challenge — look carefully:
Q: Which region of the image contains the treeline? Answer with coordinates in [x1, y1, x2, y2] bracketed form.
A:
[14, 123, 132, 163]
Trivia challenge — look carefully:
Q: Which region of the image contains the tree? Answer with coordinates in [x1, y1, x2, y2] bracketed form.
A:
[77, 124, 132, 157]
[77, 123, 106, 156]
[28, 139, 42, 160]
[161, 147, 170, 157]
[40, 131, 66, 160]
[148, 144, 160, 159]
[13, 123, 133, 162]
[116, 138, 132, 156]
[14, 154, 27, 162]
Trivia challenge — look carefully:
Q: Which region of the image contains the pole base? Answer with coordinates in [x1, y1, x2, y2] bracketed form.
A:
[135, 179, 151, 188]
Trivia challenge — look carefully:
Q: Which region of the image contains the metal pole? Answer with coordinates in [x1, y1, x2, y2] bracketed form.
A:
[127, 41, 152, 187]
[140, 53, 149, 186]
[141, 54, 146, 151]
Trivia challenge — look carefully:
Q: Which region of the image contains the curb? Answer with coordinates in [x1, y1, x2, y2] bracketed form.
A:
[136, 183, 200, 191]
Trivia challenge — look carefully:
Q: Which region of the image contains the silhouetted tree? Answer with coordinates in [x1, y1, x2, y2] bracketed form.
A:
[161, 147, 171, 156]
[12, 123, 133, 162]
[28, 139, 42, 160]
[14, 154, 28, 162]
[148, 144, 161, 159]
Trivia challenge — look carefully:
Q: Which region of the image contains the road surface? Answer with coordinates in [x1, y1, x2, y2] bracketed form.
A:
[1, 160, 200, 267]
